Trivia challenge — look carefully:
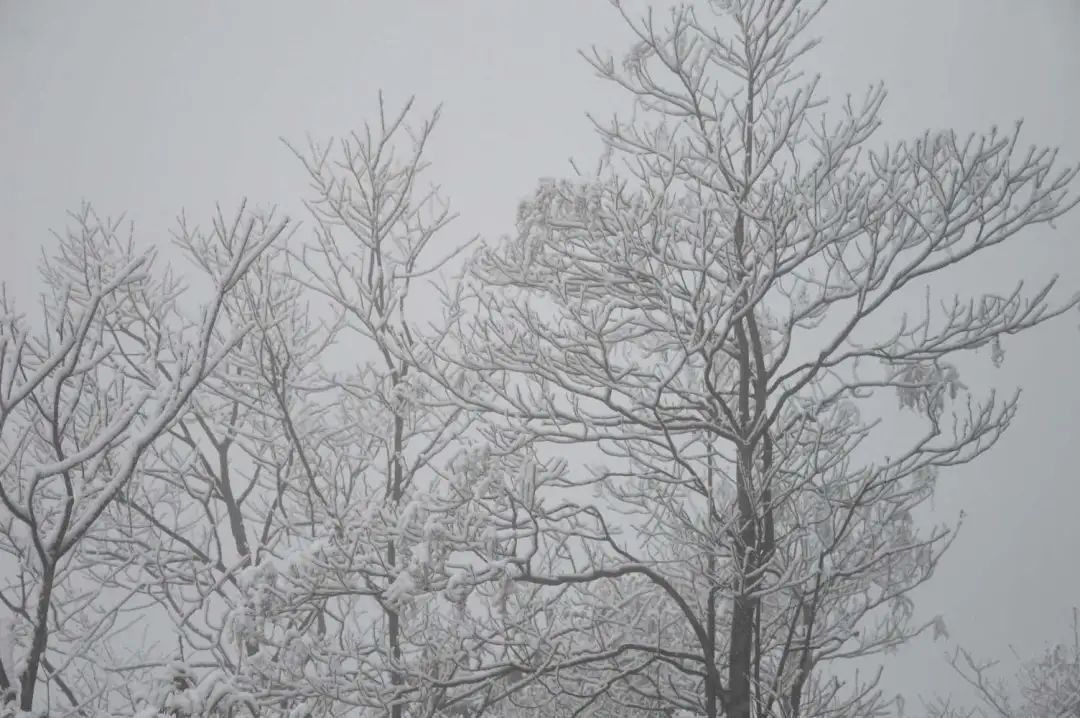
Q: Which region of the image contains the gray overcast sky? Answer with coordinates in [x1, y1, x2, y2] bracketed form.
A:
[2, 0, 1079, 706]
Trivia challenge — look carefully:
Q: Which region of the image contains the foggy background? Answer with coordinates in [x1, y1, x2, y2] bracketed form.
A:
[2, 0, 1078, 706]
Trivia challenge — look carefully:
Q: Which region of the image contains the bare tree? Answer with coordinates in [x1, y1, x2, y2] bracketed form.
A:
[0, 98, 555, 718]
[6, 4, 1077, 715]
[926, 610, 1080, 718]
[0, 204, 284, 715]
[270, 96, 576, 718]
[96, 98, 546, 718]
[89, 213, 317, 716]
[423, 1, 1080, 716]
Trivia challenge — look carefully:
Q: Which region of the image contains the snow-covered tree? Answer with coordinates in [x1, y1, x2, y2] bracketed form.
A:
[5, 3, 1078, 716]
[927, 610, 1080, 718]
[425, 1, 1080, 716]
[0, 204, 284, 715]
[98, 98, 543, 718]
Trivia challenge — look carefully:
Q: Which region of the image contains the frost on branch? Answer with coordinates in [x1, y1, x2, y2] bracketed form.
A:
[927, 610, 1080, 718]
[75, 97, 543, 717]
[892, 361, 967, 417]
[0, 203, 283, 715]
[439, 0, 1080, 716]
[4, 1, 1079, 715]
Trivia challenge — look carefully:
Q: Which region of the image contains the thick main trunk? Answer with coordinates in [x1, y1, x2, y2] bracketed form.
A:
[388, 404, 406, 718]
[20, 563, 56, 711]
[726, 417, 758, 718]
[705, 562, 720, 718]
[388, 539, 403, 718]
[728, 594, 756, 718]
[728, 461, 758, 718]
